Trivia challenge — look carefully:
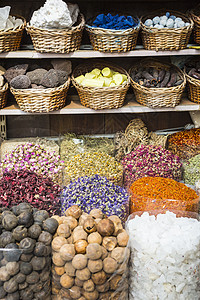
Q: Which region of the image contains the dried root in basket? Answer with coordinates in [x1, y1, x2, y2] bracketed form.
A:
[131, 66, 183, 88]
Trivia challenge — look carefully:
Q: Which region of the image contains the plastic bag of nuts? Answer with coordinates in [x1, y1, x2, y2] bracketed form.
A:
[51, 205, 130, 300]
[0, 203, 59, 300]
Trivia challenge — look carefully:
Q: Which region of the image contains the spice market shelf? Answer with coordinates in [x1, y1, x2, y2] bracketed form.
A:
[0, 46, 199, 59]
[0, 96, 199, 115]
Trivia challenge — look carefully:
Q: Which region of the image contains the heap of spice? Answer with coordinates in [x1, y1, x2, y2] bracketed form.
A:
[60, 175, 129, 223]
[64, 152, 123, 185]
[167, 128, 200, 160]
[0, 170, 61, 215]
[183, 154, 200, 185]
[130, 176, 199, 213]
[122, 144, 182, 187]
[0, 143, 64, 184]
[60, 133, 115, 162]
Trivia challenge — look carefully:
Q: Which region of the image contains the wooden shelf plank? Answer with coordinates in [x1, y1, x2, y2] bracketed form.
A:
[0, 46, 199, 59]
[0, 96, 199, 115]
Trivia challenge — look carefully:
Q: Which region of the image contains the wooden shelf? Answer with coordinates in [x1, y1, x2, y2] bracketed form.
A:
[0, 46, 199, 59]
[0, 95, 199, 115]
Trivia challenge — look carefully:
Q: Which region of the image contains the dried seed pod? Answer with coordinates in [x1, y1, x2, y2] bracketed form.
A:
[60, 274, 74, 289]
[76, 268, 90, 281]
[88, 259, 103, 273]
[34, 242, 48, 257]
[69, 285, 81, 299]
[31, 256, 46, 271]
[86, 243, 102, 260]
[117, 231, 129, 247]
[63, 216, 78, 230]
[91, 270, 107, 285]
[72, 254, 87, 270]
[74, 239, 88, 254]
[82, 289, 99, 300]
[54, 266, 65, 276]
[0, 266, 10, 281]
[75, 277, 84, 287]
[111, 247, 127, 264]
[2, 214, 18, 231]
[26, 271, 39, 284]
[38, 231, 52, 246]
[52, 236, 67, 252]
[57, 224, 71, 238]
[102, 237, 117, 251]
[83, 279, 95, 292]
[43, 218, 58, 234]
[73, 229, 88, 243]
[19, 238, 36, 254]
[108, 216, 123, 236]
[109, 274, 122, 290]
[83, 218, 96, 233]
[97, 219, 114, 236]
[79, 213, 90, 226]
[4, 278, 18, 293]
[18, 211, 34, 228]
[64, 261, 75, 276]
[19, 262, 33, 275]
[65, 205, 82, 219]
[60, 244, 75, 261]
[27, 224, 42, 239]
[103, 257, 117, 274]
[52, 252, 65, 267]
[13, 226, 28, 242]
[0, 231, 15, 247]
[96, 281, 110, 293]
[6, 262, 19, 276]
[89, 209, 104, 219]
[88, 232, 102, 245]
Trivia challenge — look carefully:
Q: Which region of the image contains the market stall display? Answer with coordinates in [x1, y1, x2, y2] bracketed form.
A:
[127, 211, 200, 299]
[85, 13, 140, 52]
[0, 203, 58, 299]
[129, 176, 199, 214]
[129, 59, 186, 108]
[141, 10, 193, 51]
[51, 205, 129, 299]
[190, 5, 200, 44]
[61, 175, 129, 223]
[64, 152, 123, 185]
[26, 0, 85, 53]
[167, 128, 200, 160]
[122, 144, 182, 187]
[183, 153, 200, 185]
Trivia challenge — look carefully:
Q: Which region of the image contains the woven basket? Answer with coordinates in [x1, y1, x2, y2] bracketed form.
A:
[141, 10, 193, 51]
[185, 69, 200, 104]
[10, 78, 70, 113]
[26, 14, 85, 53]
[0, 84, 8, 109]
[190, 6, 200, 44]
[0, 15, 26, 53]
[85, 16, 140, 52]
[129, 59, 186, 108]
[72, 61, 130, 110]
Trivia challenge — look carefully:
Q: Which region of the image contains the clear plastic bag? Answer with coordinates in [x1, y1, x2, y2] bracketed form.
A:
[126, 210, 200, 300]
[51, 206, 130, 300]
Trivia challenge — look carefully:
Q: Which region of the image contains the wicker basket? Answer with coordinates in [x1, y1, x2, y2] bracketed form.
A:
[185, 69, 200, 104]
[85, 16, 140, 52]
[72, 61, 130, 110]
[190, 6, 200, 44]
[26, 14, 85, 53]
[10, 78, 70, 113]
[0, 15, 26, 53]
[141, 10, 193, 51]
[129, 59, 186, 108]
[0, 84, 8, 109]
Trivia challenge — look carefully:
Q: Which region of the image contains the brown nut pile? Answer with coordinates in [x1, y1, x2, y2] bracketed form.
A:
[131, 66, 183, 88]
[51, 205, 130, 300]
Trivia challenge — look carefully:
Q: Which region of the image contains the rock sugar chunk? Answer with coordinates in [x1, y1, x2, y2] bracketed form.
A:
[4, 64, 28, 83]
[10, 75, 31, 89]
[27, 69, 48, 85]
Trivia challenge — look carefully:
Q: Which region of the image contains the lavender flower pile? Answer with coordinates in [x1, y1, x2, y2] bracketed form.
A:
[0, 143, 64, 183]
[122, 144, 182, 187]
[61, 175, 129, 222]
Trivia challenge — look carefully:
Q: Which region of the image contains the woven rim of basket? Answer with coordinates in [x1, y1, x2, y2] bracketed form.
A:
[129, 58, 186, 94]
[184, 68, 200, 87]
[85, 15, 140, 35]
[0, 83, 9, 92]
[26, 13, 85, 35]
[0, 15, 26, 36]
[72, 60, 130, 91]
[190, 7, 200, 24]
[10, 77, 71, 95]
[141, 10, 193, 33]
